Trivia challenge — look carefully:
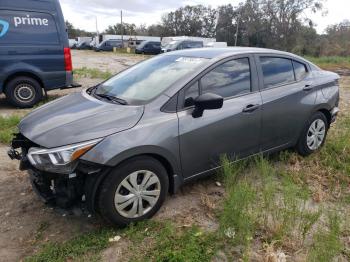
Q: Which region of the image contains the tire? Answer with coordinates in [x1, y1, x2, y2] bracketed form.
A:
[4, 76, 43, 108]
[97, 156, 169, 226]
[296, 112, 329, 156]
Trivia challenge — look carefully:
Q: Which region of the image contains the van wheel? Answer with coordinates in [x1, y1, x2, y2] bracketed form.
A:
[97, 156, 169, 226]
[5, 76, 43, 108]
[296, 112, 328, 156]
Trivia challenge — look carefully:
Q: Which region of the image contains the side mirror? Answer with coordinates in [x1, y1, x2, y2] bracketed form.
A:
[192, 93, 224, 118]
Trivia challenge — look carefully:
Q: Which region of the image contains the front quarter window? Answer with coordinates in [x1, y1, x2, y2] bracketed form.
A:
[95, 55, 208, 104]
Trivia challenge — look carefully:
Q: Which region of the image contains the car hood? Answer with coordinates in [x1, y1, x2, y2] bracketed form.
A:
[19, 91, 144, 148]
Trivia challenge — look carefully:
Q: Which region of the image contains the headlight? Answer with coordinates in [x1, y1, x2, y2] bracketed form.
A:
[27, 139, 102, 174]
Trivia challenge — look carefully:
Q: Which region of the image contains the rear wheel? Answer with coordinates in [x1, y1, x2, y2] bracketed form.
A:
[97, 156, 169, 226]
[296, 112, 328, 156]
[5, 76, 43, 108]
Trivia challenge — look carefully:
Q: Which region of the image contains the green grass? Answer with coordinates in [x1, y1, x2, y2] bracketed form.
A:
[308, 214, 343, 262]
[73, 67, 113, 79]
[306, 56, 350, 70]
[25, 228, 115, 262]
[143, 224, 218, 262]
[316, 115, 350, 176]
[219, 156, 322, 258]
[0, 115, 21, 144]
[25, 221, 218, 262]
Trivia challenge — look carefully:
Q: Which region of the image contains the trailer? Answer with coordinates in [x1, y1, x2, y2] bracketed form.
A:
[92, 34, 161, 48]
[161, 36, 216, 47]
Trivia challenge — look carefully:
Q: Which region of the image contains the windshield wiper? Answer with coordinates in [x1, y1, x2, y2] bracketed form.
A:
[86, 85, 98, 95]
[95, 93, 128, 105]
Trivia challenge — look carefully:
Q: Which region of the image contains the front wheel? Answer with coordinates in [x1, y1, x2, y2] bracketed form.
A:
[5, 76, 43, 108]
[296, 112, 328, 156]
[97, 156, 169, 226]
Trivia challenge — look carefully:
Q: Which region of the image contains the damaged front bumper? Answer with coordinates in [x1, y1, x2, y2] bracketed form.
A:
[8, 134, 110, 213]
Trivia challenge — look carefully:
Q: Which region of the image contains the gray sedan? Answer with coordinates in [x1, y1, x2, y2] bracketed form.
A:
[8, 47, 340, 226]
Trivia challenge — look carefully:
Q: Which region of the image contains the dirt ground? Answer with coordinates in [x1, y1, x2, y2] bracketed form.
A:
[0, 51, 223, 261]
[0, 51, 349, 261]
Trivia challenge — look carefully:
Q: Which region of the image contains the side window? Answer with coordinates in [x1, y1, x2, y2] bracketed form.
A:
[293, 61, 308, 81]
[184, 81, 199, 107]
[177, 43, 184, 50]
[260, 57, 295, 89]
[201, 58, 251, 98]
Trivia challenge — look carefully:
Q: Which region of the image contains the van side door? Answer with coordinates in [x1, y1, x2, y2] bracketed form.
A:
[177, 55, 262, 178]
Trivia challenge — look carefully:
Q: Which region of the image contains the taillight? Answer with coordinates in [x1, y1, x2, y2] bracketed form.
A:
[64, 47, 72, 71]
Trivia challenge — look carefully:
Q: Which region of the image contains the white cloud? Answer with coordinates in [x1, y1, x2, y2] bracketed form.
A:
[60, 0, 350, 34]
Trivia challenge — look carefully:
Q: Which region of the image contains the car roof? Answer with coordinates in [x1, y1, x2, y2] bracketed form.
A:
[163, 47, 306, 61]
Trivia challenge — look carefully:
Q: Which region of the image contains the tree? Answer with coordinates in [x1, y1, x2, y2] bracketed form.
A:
[104, 23, 136, 35]
[65, 21, 93, 39]
[161, 5, 218, 37]
[216, 0, 324, 52]
[322, 20, 350, 56]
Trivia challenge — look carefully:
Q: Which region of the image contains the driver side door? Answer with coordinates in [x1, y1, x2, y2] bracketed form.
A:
[177, 55, 262, 179]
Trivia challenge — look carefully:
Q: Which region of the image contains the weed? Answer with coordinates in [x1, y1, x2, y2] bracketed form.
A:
[308, 213, 343, 262]
[144, 224, 218, 262]
[0, 115, 21, 144]
[219, 155, 322, 258]
[33, 221, 50, 242]
[73, 67, 113, 79]
[25, 228, 115, 262]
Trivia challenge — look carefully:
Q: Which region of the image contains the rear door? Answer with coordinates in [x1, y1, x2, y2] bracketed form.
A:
[177, 55, 262, 178]
[255, 55, 315, 150]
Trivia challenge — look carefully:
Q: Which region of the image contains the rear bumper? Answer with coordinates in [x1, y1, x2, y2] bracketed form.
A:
[66, 71, 73, 86]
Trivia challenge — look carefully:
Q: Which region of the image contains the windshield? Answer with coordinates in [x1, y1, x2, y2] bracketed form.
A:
[137, 41, 147, 48]
[95, 55, 208, 103]
[164, 41, 179, 50]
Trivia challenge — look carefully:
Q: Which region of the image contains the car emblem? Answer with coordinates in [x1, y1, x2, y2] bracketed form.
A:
[0, 19, 9, 38]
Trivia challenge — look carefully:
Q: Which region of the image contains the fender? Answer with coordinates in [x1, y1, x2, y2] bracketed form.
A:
[105, 145, 182, 178]
[0, 62, 44, 92]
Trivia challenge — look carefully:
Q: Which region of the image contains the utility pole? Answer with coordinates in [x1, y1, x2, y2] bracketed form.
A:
[95, 16, 99, 45]
[120, 10, 123, 44]
[234, 15, 240, 46]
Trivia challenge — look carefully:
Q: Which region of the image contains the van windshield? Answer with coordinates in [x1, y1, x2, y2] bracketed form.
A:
[95, 55, 208, 104]
[165, 41, 179, 50]
[137, 41, 148, 48]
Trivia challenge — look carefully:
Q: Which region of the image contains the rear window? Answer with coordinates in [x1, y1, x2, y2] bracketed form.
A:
[260, 57, 295, 89]
[0, 10, 59, 45]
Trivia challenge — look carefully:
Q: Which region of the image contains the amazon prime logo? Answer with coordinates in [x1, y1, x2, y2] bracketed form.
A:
[0, 19, 9, 38]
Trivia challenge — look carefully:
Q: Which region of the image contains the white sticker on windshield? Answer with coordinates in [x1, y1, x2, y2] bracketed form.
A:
[175, 57, 205, 64]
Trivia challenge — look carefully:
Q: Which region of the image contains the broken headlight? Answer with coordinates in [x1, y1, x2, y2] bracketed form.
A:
[27, 139, 102, 174]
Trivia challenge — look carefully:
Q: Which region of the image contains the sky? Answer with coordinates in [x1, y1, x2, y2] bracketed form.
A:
[60, 0, 349, 34]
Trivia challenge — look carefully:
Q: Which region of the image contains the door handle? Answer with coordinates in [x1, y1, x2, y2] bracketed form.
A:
[303, 84, 313, 91]
[242, 104, 260, 113]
